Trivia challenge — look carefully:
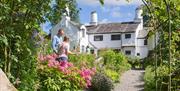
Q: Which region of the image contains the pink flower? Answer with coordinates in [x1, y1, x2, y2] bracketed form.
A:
[48, 62, 54, 67]
[45, 55, 55, 60]
[60, 61, 68, 68]
[86, 80, 91, 86]
[51, 53, 58, 58]
[67, 62, 74, 67]
[38, 54, 45, 61]
[91, 67, 96, 73]
[58, 66, 65, 72]
[85, 76, 92, 81]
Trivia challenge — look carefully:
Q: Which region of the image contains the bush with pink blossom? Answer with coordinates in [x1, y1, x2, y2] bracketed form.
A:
[37, 53, 96, 90]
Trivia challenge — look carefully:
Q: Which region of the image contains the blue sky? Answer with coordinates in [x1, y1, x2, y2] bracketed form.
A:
[42, 0, 143, 33]
[77, 0, 143, 24]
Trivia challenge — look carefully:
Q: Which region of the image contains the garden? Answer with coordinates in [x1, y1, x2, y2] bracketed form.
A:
[37, 45, 131, 91]
[0, 0, 131, 90]
[0, 0, 179, 91]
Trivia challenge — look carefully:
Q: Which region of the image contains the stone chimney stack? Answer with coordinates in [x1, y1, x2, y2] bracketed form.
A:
[134, 6, 143, 30]
[90, 11, 98, 25]
[134, 6, 143, 23]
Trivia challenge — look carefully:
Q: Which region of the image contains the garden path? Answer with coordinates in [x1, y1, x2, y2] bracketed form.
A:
[113, 69, 145, 91]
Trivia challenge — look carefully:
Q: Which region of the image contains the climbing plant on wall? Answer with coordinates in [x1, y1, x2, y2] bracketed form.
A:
[142, 0, 180, 91]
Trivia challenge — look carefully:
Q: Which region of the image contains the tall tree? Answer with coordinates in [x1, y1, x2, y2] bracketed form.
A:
[46, 0, 80, 26]
[0, 0, 79, 90]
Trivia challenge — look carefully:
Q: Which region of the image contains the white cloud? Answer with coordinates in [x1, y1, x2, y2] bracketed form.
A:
[77, 0, 100, 6]
[77, 0, 143, 6]
[104, 0, 143, 6]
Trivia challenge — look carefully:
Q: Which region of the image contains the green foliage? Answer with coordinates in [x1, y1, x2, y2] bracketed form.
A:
[143, 0, 180, 90]
[91, 73, 114, 91]
[38, 65, 85, 91]
[128, 57, 142, 69]
[69, 54, 95, 68]
[104, 69, 119, 83]
[99, 0, 104, 5]
[144, 66, 156, 91]
[47, 0, 80, 25]
[99, 49, 131, 72]
[0, 0, 79, 90]
[144, 65, 180, 91]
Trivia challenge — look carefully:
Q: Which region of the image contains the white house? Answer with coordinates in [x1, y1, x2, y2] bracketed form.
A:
[86, 6, 152, 59]
[51, 14, 89, 53]
[51, 6, 156, 59]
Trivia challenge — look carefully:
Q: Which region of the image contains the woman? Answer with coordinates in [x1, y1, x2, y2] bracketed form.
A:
[57, 36, 74, 61]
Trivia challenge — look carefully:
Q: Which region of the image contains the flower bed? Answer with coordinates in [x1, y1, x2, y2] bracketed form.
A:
[37, 49, 131, 91]
[38, 53, 96, 90]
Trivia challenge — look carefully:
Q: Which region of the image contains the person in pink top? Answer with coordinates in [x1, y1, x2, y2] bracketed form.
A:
[57, 36, 74, 61]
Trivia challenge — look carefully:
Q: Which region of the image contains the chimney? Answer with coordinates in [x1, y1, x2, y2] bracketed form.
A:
[90, 11, 98, 25]
[134, 6, 143, 22]
[134, 5, 143, 30]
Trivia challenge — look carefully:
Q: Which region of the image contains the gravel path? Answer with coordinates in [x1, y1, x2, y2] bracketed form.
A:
[113, 69, 145, 91]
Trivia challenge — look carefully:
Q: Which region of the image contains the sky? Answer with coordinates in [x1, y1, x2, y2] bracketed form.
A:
[42, 0, 143, 33]
[77, 0, 143, 24]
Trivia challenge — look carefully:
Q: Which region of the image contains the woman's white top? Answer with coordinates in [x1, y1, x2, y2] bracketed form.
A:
[58, 42, 70, 58]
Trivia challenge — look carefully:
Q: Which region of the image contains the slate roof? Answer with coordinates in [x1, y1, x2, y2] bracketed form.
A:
[137, 27, 150, 38]
[86, 22, 140, 34]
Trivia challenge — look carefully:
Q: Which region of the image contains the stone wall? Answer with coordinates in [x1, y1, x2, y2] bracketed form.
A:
[0, 69, 17, 91]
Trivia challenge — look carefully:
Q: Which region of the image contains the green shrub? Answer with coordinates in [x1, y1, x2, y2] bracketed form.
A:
[91, 73, 114, 91]
[99, 49, 115, 66]
[104, 69, 119, 82]
[127, 57, 141, 69]
[69, 54, 95, 67]
[99, 49, 131, 72]
[144, 66, 156, 91]
[144, 65, 170, 91]
[38, 65, 85, 91]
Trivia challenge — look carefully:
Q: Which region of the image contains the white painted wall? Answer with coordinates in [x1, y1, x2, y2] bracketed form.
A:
[136, 38, 148, 58]
[88, 33, 122, 49]
[121, 33, 136, 46]
[122, 47, 136, 57]
[51, 16, 87, 51]
[79, 25, 89, 53]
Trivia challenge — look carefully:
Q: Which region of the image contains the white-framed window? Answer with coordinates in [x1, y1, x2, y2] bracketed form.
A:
[125, 50, 131, 55]
[111, 34, 121, 40]
[94, 35, 103, 41]
[125, 34, 131, 39]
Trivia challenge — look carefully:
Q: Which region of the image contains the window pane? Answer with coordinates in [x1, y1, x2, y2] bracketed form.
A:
[125, 50, 131, 55]
[144, 39, 147, 45]
[125, 34, 131, 39]
[111, 34, 121, 40]
[94, 35, 103, 41]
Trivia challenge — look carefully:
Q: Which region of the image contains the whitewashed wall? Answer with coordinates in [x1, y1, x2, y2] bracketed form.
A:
[51, 17, 79, 50]
[121, 33, 135, 46]
[136, 38, 148, 58]
[122, 47, 136, 57]
[79, 26, 89, 53]
[88, 33, 122, 49]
